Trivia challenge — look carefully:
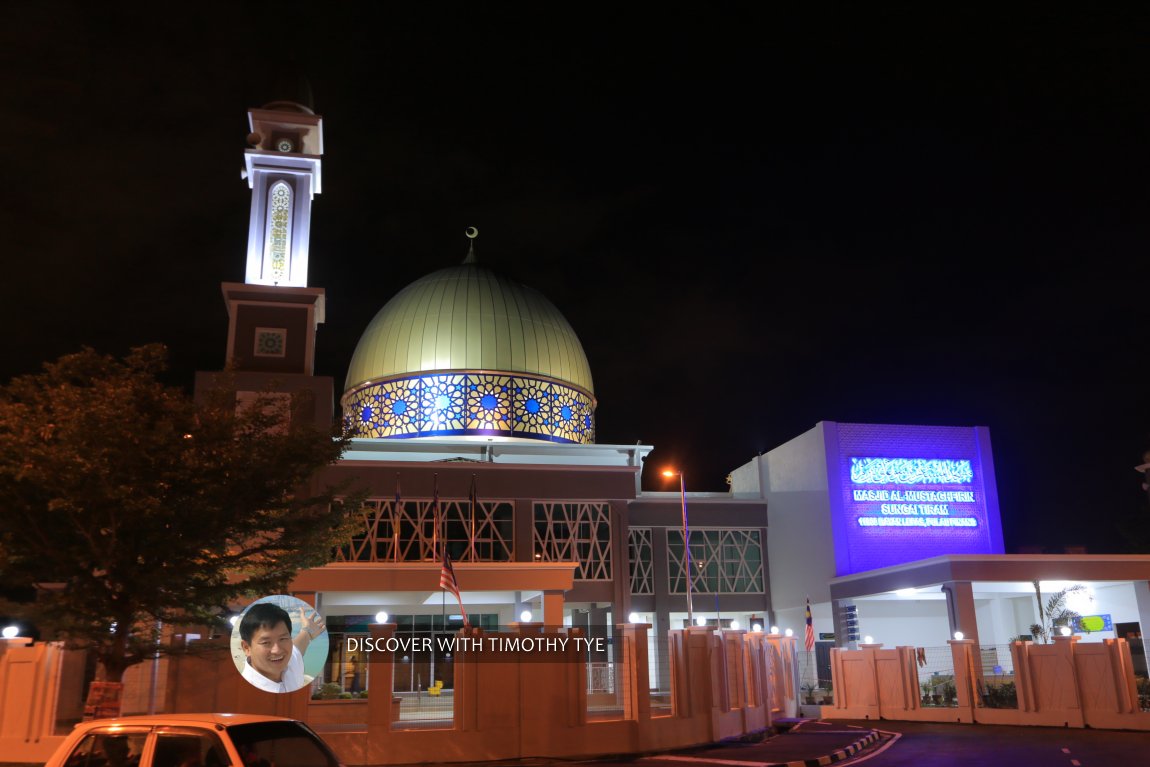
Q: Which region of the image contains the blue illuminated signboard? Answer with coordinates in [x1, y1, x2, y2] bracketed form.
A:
[850, 457, 978, 529]
[850, 458, 973, 485]
[826, 423, 1005, 575]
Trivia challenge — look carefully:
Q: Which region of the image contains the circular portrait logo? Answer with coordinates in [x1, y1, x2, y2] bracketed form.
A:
[231, 595, 329, 694]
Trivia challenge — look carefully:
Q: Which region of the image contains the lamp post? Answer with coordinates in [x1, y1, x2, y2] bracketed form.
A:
[663, 469, 694, 626]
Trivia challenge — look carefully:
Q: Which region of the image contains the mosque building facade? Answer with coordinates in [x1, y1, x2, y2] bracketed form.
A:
[196, 101, 773, 696]
[198, 101, 1150, 699]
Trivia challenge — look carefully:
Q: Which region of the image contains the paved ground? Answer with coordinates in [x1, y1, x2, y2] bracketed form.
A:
[637, 719, 880, 767]
[30, 716, 1150, 767]
[812, 719, 1150, 767]
[580, 718, 1150, 767]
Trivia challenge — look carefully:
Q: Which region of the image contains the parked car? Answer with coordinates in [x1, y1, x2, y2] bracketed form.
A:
[45, 713, 342, 767]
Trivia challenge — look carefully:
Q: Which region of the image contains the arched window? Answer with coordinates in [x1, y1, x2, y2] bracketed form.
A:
[264, 181, 293, 283]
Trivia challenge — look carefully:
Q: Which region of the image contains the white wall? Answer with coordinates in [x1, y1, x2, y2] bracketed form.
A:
[849, 599, 951, 648]
[1073, 582, 1136, 642]
[744, 425, 839, 611]
[976, 595, 1034, 645]
[773, 601, 835, 640]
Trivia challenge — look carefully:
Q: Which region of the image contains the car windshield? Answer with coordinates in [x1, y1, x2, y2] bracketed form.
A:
[225, 721, 340, 767]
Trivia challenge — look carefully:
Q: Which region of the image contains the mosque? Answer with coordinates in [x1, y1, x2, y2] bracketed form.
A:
[199, 100, 1150, 698]
[197, 100, 774, 696]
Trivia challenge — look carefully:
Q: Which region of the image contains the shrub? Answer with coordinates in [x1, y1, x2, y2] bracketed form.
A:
[315, 683, 343, 700]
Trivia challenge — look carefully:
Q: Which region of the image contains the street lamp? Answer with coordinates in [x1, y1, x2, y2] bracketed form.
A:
[662, 468, 694, 626]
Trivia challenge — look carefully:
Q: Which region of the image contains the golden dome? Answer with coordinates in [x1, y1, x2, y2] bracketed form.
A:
[342, 262, 596, 443]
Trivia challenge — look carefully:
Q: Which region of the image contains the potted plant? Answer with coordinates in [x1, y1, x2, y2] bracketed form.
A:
[801, 682, 816, 705]
[921, 681, 933, 706]
[942, 682, 956, 706]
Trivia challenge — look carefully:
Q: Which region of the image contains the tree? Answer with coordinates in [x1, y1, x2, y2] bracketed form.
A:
[1029, 581, 1087, 643]
[0, 345, 358, 683]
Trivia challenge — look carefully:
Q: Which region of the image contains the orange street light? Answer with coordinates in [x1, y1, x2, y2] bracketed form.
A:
[663, 468, 694, 626]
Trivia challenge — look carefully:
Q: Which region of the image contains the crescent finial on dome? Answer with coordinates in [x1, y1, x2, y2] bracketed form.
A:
[463, 226, 478, 264]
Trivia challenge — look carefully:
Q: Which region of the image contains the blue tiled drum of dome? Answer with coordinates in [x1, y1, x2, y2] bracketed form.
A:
[343, 372, 595, 443]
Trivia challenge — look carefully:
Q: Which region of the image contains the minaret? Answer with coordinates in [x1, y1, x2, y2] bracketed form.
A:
[242, 101, 323, 287]
[196, 101, 333, 429]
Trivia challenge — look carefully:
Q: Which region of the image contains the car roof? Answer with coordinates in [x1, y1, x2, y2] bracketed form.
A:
[76, 713, 296, 729]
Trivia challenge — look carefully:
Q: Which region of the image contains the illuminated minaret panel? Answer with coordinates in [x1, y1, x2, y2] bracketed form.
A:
[243, 103, 323, 287]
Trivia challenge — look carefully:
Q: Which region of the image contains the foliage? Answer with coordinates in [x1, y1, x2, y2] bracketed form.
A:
[313, 682, 344, 700]
[981, 681, 1017, 709]
[1134, 676, 1150, 712]
[0, 346, 359, 682]
[1029, 581, 1087, 643]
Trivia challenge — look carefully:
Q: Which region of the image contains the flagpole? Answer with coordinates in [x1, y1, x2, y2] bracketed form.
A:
[661, 470, 695, 626]
[393, 473, 401, 563]
[432, 473, 440, 560]
[469, 474, 477, 562]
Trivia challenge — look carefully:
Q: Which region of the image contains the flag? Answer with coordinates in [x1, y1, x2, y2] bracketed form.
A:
[440, 549, 470, 628]
[804, 597, 815, 652]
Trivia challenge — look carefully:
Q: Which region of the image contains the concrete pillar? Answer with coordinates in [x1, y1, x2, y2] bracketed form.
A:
[571, 608, 590, 635]
[1052, 633, 1084, 725]
[617, 623, 651, 721]
[941, 581, 978, 642]
[1133, 580, 1150, 654]
[685, 626, 716, 721]
[947, 638, 977, 722]
[610, 500, 632, 621]
[454, 625, 483, 731]
[742, 631, 772, 723]
[764, 634, 800, 717]
[513, 499, 533, 561]
[589, 604, 610, 663]
[366, 623, 397, 731]
[651, 527, 672, 688]
[542, 590, 565, 628]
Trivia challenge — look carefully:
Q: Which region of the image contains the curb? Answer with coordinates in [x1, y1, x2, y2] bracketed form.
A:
[762, 728, 881, 767]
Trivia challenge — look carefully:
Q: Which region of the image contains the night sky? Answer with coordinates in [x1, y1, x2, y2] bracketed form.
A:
[3, 4, 1149, 553]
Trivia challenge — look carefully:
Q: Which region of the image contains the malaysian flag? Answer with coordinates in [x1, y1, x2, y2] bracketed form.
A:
[440, 550, 471, 628]
[804, 597, 815, 652]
